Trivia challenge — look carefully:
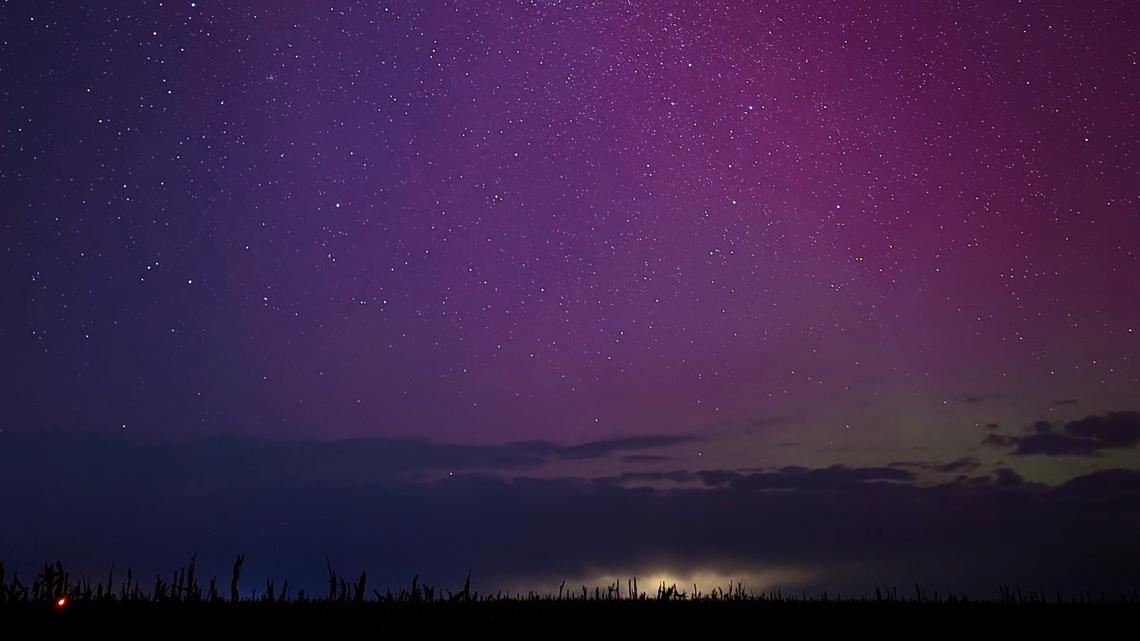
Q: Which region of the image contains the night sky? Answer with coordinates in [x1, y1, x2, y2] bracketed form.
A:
[2, 1, 1138, 595]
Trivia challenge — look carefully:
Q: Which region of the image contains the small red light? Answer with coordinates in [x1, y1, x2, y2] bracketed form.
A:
[56, 597, 68, 608]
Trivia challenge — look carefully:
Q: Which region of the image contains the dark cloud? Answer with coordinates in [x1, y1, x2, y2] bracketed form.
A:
[982, 411, 1140, 456]
[992, 467, 1026, 487]
[1052, 468, 1140, 506]
[696, 469, 742, 487]
[888, 458, 983, 475]
[1066, 412, 1140, 448]
[595, 470, 698, 486]
[934, 458, 981, 473]
[0, 431, 700, 494]
[621, 454, 672, 464]
[553, 435, 700, 460]
[983, 423, 1001, 430]
[599, 465, 922, 491]
[1, 434, 1138, 596]
[1054, 399, 1080, 406]
[727, 465, 915, 491]
[950, 474, 995, 486]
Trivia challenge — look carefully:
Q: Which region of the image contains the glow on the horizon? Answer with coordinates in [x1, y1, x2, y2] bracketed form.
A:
[504, 566, 815, 597]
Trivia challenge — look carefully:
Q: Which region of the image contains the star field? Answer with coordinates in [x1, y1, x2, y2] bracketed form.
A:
[2, 1, 1138, 477]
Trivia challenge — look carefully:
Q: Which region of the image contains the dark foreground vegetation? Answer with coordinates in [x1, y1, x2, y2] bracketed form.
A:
[2, 557, 1136, 632]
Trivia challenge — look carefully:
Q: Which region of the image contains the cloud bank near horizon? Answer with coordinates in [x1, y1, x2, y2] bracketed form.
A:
[2, 431, 1137, 597]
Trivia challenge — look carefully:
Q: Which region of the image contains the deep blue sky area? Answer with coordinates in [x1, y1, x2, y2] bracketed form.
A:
[1, 1, 1138, 595]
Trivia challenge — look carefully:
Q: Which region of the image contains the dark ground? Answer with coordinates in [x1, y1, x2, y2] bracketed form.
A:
[4, 600, 1138, 634]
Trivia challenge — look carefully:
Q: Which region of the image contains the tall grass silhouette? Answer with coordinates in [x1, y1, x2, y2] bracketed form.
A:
[2, 556, 1135, 611]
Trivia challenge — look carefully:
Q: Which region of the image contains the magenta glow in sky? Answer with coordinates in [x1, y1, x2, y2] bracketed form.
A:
[2, 1, 1138, 594]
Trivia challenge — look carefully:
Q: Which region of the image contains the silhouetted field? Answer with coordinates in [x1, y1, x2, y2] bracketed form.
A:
[2, 557, 1136, 632]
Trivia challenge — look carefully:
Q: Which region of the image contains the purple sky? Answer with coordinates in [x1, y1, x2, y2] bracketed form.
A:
[2, 1, 1138, 594]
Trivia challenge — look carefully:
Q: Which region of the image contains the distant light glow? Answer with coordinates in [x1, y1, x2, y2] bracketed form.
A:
[509, 566, 816, 596]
